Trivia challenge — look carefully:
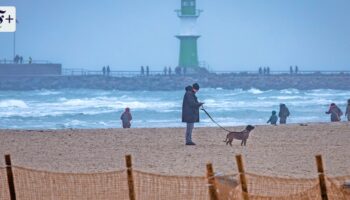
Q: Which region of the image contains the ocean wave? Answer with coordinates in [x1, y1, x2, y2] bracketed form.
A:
[37, 90, 61, 96]
[280, 89, 300, 94]
[0, 99, 28, 108]
[0, 88, 349, 128]
[247, 88, 264, 94]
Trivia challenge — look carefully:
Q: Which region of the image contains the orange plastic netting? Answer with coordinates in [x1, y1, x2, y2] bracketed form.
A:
[0, 166, 349, 200]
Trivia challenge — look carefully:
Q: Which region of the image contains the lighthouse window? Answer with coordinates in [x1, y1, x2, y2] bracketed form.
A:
[183, 2, 189, 6]
[190, 1, 195, 6]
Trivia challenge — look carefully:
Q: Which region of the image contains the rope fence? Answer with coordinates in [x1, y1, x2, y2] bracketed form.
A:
[1, 154, 349, 200]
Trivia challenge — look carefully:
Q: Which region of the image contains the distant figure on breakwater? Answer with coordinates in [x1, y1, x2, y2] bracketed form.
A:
[267, 111, 278, 125]
[345, 99, 350, 121]
[266, 66, 270, 74]
[29, 57, 32, 64]
[141, 66, 145, 76]
[164, 66, 167, 76]
[102, 66, 106, 76]
[19, 56, 23, 64]
[325, 103, 343, 122]
[278, 104, 290, 124]
[295, 66, 299, 74]
[146, 66, 149, 76]
[175, 66, 181, 75]
[14, 55, 20, 64]
[168, 66, 172, 76]
[120, 107, 132, 128]
[290, 66, 293, 74]
[106, 66, 110, 76]
[259, 67, 262, 75]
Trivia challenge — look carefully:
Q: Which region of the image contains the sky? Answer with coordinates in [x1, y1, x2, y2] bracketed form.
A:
[0, 0, 349, 71]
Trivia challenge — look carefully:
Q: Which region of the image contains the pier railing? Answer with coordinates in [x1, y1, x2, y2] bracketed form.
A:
[61, 68, 350, 77]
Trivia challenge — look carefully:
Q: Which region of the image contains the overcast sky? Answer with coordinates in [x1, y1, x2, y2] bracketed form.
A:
[0, 0, 349, 71]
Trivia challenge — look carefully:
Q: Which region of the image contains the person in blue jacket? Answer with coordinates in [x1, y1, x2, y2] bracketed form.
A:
[267, 111, 278, 125]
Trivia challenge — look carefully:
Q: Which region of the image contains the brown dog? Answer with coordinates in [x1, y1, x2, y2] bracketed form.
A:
[224, 125, 255, 146]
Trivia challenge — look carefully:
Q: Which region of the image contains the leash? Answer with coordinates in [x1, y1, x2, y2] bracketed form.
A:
[201, 106, 232, 133]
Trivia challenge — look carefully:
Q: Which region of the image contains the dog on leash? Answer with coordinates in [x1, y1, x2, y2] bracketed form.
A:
[224, 125, 255, 146]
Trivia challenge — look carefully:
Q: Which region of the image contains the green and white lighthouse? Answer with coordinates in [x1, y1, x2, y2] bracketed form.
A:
[176, 0, 202, 70]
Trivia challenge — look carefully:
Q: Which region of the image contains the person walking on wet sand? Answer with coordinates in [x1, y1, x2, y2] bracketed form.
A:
[182, 83, 204, 145]
[325, 103, 343, 122]
[267, 111, 278, 125]
[120, 107, 132, 128]
[345, 99, 350, 121]
[278, 104, 290, 124]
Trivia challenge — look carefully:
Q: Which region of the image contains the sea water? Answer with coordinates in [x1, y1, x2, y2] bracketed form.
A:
[0, 88, 349, 129]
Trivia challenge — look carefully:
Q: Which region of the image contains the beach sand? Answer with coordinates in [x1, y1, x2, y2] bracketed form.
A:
[0, 123, 349, 178]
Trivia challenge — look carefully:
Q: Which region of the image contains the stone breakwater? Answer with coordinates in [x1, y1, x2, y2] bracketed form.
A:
[0, 73, 350, 90]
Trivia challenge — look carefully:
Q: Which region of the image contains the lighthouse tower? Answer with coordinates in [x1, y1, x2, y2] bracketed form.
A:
[176, 0, 202, 70]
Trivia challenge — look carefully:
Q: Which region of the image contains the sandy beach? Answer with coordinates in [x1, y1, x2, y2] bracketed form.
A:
[0, 123, 349, 178]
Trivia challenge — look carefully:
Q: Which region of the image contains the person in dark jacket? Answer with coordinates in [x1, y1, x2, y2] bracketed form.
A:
[346, 99, 350, 121]
[120, 107, 132, 128]
[278, 104, 290, 124]
[182, 83, 204, 145]
[267, 111, 278, 125]
[325, 103, 343, 122]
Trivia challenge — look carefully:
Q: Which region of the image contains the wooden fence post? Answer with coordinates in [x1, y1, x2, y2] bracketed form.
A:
[206, 163, 219, 200]
[316, 155, 328, 200]
[5, 154, 16, 200]
[125, 155, 136, 200]
[236, 154, 249, 200]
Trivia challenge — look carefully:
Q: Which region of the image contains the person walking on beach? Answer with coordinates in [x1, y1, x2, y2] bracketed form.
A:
[182, 83, 204, 145]
[325, 103, 343, 122]
[278, 104, 290, 124]
[345, 99, 350, 121]
[120, 107, 132, 128]
[267, 111, 278, 125]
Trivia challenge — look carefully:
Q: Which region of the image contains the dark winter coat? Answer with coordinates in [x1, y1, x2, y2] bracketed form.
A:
[326, 105, 343, 122]
[120, 112, 132, 128]
[182, 86, 202, 123]
[278, 105, 290, 124]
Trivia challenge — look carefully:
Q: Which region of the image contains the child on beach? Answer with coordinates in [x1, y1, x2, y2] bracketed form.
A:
[345, 99, 350, 121]
[267, 111, 278, 125]
[120, 107, 132, 128]
[325, 103, 343, 122]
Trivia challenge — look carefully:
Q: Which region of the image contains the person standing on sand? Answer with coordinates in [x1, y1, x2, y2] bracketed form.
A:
[325, 103, 343, 122]
[345, 99, 350, 121]
[120, 107, 132, 128]
[182, 83, 204, 145]
[267, 111, 278, 125]
[278, 104, 290, 124]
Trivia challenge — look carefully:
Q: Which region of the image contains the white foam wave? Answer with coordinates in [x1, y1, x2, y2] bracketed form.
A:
[280, 89, 300, 94]
[247, 88, 264, 94]
[37, 90, 61, 96]
[0, 100, 28, 108]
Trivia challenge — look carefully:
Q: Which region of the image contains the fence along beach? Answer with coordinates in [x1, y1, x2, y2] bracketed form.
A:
[0, 123, 350, 199]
